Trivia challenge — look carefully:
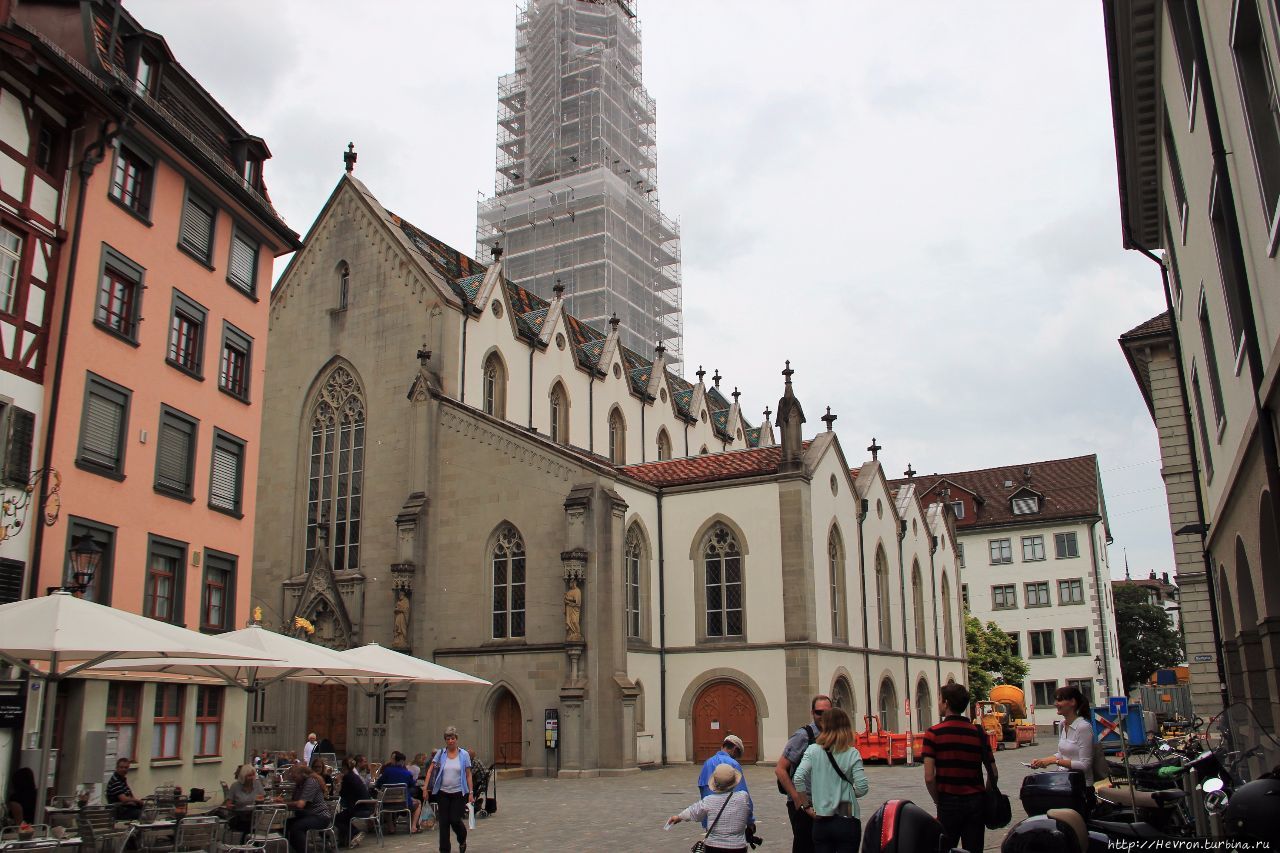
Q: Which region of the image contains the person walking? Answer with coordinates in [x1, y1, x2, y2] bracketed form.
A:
[302, 733, 318, 766]
[922, 682, 998, 853]
[668, 764, 755, 853]
[775, 694, 832, 853]
[793, 707, 869, 853]
[1030, 684, 1097, 783]
[425, 726, 474, 853]
[698, 734, 755, 829]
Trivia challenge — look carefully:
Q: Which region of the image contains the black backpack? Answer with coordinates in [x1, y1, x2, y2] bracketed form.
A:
[777, 723, 818, 795]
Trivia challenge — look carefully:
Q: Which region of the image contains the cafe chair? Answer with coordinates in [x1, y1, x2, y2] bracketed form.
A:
[374, 786, 410, 836]
[219, 806, 285, 853]
[76, 808, 129, 853]
[147, 816, 221, 853]
[304, 801, 339, 853]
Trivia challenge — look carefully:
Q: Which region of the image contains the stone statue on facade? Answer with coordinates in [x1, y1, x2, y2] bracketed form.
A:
[392, 590, 410, 649]
[564, 578, 582, 642]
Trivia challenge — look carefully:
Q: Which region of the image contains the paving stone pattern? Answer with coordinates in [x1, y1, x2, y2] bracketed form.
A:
[379, 748, 1040, 852]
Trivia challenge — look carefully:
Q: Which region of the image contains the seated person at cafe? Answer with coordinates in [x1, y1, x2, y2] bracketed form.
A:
[374, 752, 421, 832]
[336, 755, 374, 847]
[6, 767, 36, 824]
[285, 763, 331, 853]
[106, 757, 144, 820]
[221, 764, 266, 834]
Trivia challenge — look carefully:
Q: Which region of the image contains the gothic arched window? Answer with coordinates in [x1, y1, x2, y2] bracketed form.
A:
[337, 261, 350, 310]
[829, 526, 847, 642]
[912, 561, 926, 653]
[483, 351, 507, 418]
[875, 545, 892, 649]
[625, 526, 645, 640]
[491, 524, 526, 639]
[703, 524, 743, 638]
[306, 366, 365, 572]
[549, 382, 569, 444]
[941, 572, 955, 656]
[656, 428, 672, 461]
[608, 407, 626, 464]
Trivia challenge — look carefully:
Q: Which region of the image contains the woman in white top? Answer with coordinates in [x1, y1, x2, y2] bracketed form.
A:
[668, 763, 754, 853]
[1030, 685, 1096, 784]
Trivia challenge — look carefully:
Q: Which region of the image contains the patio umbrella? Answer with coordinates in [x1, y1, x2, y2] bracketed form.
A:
[0, 591, 283, 821]
[299, 643, 491, 693]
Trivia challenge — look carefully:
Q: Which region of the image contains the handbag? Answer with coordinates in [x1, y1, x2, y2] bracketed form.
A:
[691, 791, 735, 853]
[982, 783, 1012, 829]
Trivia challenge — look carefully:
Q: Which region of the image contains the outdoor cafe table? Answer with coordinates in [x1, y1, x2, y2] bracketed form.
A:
[0, 838, 84, 851]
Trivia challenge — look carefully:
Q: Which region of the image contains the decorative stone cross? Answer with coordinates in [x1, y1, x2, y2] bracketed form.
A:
[821, 407, 837, 431]
[416, 344, 432, 367]
[904, 463, 917, 479]
[343, 142, 357, 174]
[867, 437, 882, 461]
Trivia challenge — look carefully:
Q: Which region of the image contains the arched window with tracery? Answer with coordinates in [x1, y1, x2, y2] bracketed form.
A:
[483, 351, 507, 418]
[625, 526, 645, 639]
[549, 382, 569, 444]
[941, 572, 954, 656]
[608, 407, 626, 464]
[829, 526, 847, 642]
[703, 524, 743, 638]
[656, 428, 672, 461]
[491, 524, 526, 639]
[875, 545, 892, 649]
[306, 366, 365, 572]
[912, 561, 926, 653]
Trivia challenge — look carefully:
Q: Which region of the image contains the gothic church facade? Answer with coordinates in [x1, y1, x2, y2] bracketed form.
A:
[249, 173, 966, 772]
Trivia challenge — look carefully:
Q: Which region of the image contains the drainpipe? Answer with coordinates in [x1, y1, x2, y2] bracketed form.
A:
[527, 345, 534, 429]
[587, 373, 594, 453]
[683, 422, 689, 457]
[1129, 241, 1230, 713]
[1086, 527, 1114, 694]
[640, 404, 646, 463]
[896, 519, 912, 761]
[855, 499, 870, 732]
[657, 487, 667, 764]
[28, 120, 120, 598]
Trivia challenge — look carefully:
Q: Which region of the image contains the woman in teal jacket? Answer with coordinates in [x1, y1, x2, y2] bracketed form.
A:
[793, 707, 870, 853]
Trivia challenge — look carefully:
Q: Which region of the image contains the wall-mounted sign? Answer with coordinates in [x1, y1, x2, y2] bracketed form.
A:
[0, 694, 25, 727]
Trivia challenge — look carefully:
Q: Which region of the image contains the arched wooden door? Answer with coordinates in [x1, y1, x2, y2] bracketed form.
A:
[306, 684, 348, 756]
[692, 681, 757, 762]
[492, 690, 522, 767]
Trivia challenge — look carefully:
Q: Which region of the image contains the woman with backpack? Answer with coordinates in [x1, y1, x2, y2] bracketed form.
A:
[793, 707, 870, 853]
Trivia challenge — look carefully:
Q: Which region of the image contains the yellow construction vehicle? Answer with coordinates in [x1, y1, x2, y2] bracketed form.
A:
[975, 685, 1036, 748]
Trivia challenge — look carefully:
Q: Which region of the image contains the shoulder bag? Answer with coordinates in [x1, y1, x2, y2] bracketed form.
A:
[982, 784, 1011, 829]
[691, 791, 734, 853]
[822, 748, 856, 818]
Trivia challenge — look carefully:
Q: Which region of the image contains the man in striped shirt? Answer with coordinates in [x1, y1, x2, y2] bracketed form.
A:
[922, 683, 996, 853]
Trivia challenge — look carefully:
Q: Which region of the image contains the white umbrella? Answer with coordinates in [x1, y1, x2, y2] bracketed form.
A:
[0, 592, 283, 822]
[300, 643, 491, 692]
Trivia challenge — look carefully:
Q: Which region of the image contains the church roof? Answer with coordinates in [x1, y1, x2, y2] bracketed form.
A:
[390, 213, 487, 288]
[621, 441, 813, 487]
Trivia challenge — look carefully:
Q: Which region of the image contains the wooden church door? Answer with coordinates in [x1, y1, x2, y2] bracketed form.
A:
[692, 681, 758, 762]
[306, 684, 348, 756]
[493, 690, 522, 766]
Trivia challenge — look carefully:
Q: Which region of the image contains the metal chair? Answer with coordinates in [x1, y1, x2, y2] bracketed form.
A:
[146, 816, 221, 853]
[219, 807, 285, 853]
[304, 801, 339, 853]
[374, 786, 410, 835]
[347, 796, 382, 848]
[0, 825, 49, 841]
[76, 808, 129, 853]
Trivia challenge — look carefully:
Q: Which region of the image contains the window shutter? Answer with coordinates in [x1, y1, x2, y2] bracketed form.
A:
[5, 407, 34, 483]
[228, 234, 256, 291]
[181, 196, 213, 259]
[210, 444, 239, 511]
[82, 393, 123, 468]
[156, 421, 190, 492]
[0, 558, 23, 605]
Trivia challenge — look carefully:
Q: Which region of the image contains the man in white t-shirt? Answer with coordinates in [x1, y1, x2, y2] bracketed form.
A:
[303, 733, 318, 765]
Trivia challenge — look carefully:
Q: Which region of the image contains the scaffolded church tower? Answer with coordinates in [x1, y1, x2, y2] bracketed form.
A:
[477, 0, 684, 370]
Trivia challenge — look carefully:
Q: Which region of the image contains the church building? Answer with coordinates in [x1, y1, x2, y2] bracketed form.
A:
[249, 170, 966, 773]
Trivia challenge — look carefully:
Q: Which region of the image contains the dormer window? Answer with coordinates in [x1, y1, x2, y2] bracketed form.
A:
[243, 159, 260, 188]
[122, 30, 172, 98]
[1011, 493, 1041, 515]
[948, 500, 965, 519]
[134, 55, 154, 96]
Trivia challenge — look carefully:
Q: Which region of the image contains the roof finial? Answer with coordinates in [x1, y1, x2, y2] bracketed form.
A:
[731, 387, 741, 404]
[553, 278, 565, 297]
[821, 406, 837, 432]
[763, 406, 772, 421]
[782, 360, 794, 385]
[416, 342, 432, 367]
[655, 340, 666, 358]
[344, 142, 357, 174]
[867, 437, 882, 461]
[712, 369, 721, 388]
[904, 463, 916, 479]
[490, 245, 503, 262]
[696, 365, 706, 384]
[609, 313, 620, 331]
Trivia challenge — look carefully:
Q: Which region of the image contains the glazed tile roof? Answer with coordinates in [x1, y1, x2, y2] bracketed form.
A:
[1120, 311, 1172, 340]
[745, 427, 762, 447]
[391, 214, 487, 291]
[706, 387, 731, 409]
[887, 454, 1104, 530]
[621, 441, 813, 487]
[455, 273, 485, 302]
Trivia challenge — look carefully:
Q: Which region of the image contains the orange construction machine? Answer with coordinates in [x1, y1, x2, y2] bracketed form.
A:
[975, 685, 1036, 749]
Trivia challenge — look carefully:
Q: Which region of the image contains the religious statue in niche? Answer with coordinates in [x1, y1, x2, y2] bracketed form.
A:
[564, 578, 582, 642]
[392, 590, 411, 649]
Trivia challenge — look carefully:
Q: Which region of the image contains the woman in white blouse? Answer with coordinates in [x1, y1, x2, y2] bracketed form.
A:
[1030, 685, 1096, 783]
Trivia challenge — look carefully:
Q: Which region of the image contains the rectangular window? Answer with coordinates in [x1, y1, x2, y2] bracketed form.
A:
[1032, 680, 1059, 708]
[154, 406, 197, 499]
[1198, 293, 1227, 431]
[961, 583, 970, 610]
[201, 550, 235, 633]
[1058, 578, 1085, 605]
[1012, 496, 1039, 515]
[957, 543, 965, 568]
[209, 430, 245, 516]
[948, 500, 964, 519]
[1029, 630, 1055, 658]
[195, 686, 222, 757]
[144, 536, 186, 624]
[1167, 0, 1197, 104]
[219, 323, 252, 401]
[1209, 174, 1248, 358]
[227, 228, 259, 295]
[1006, 632, 1021, 658]
[1063, 627, 1089, 656]
[109, 144, 153, 219]
[1067, 678, 1095, 708]
[152, 684, 184, 760]
[1164, 116, 1189, 236]
[4, 405, 35, 485]
[94, 246, 145, 343]
[1192, 367, 1216, 480]
[1164, 221, 1184, 306]
[989, 538, 1012, 564]
[1022, 535, 1046, 561]
[1025, 581, 1051, 607]
[992, 584, 1017, 610]
[1054, 532, 1079, 559]
[77, 373, 130, 477]
[0, 558, 23, 605]
[0, 226, 20, 315]
[167, 290, 207, 377]
[179, 189, 216, 264]
[1231, 0, 1280, 228]
[105, 683, 141, 764]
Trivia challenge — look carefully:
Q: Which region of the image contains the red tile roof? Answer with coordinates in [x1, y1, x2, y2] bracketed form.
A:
[621, 442, 812, 487]
[1120, 311, 1172, 341]
[887, 454, 1103, 530]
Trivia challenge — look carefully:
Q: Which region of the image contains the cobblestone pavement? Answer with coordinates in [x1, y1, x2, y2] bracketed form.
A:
[375, 746, 1041, 852]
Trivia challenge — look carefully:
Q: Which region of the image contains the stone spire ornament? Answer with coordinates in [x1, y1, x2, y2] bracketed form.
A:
[775, 361, 806, 470]
[867, 437, 882, 461]
[821, 406, 837, 431]
[343, 142, 357, 174]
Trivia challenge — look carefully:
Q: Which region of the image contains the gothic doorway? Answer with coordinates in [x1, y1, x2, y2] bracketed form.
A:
[691, 681, 758, 762]
[493, 690, 522, 767]
[306, 684, 348, 756]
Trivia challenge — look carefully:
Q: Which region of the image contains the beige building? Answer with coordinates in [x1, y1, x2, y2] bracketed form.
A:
[1106, 0, 1280, 725]
[250, 171, 966, 773]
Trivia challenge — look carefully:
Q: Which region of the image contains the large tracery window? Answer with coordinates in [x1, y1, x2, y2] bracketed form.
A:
[829, 527, 846, 642]
[875, 546, 892, 649]
[625, 527, 643, 639]
[306, 366, 366, 572]
[703, 524, 743, 638]
[492, 524, 526, 639]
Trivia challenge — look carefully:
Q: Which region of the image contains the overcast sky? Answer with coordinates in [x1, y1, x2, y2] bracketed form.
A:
[128, 1, 1173, 580]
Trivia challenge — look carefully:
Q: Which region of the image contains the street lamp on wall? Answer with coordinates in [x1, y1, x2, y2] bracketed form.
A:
[55, 534, 101, 596]
[1094, 655, 1103, 675]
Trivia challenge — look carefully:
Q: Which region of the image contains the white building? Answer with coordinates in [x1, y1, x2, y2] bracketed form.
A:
[891, 457, 1123, 726]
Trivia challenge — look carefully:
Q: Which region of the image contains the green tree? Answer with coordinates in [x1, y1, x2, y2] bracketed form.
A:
[1114, 585, 1184, 689]
[965, 613, 1029, 701]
